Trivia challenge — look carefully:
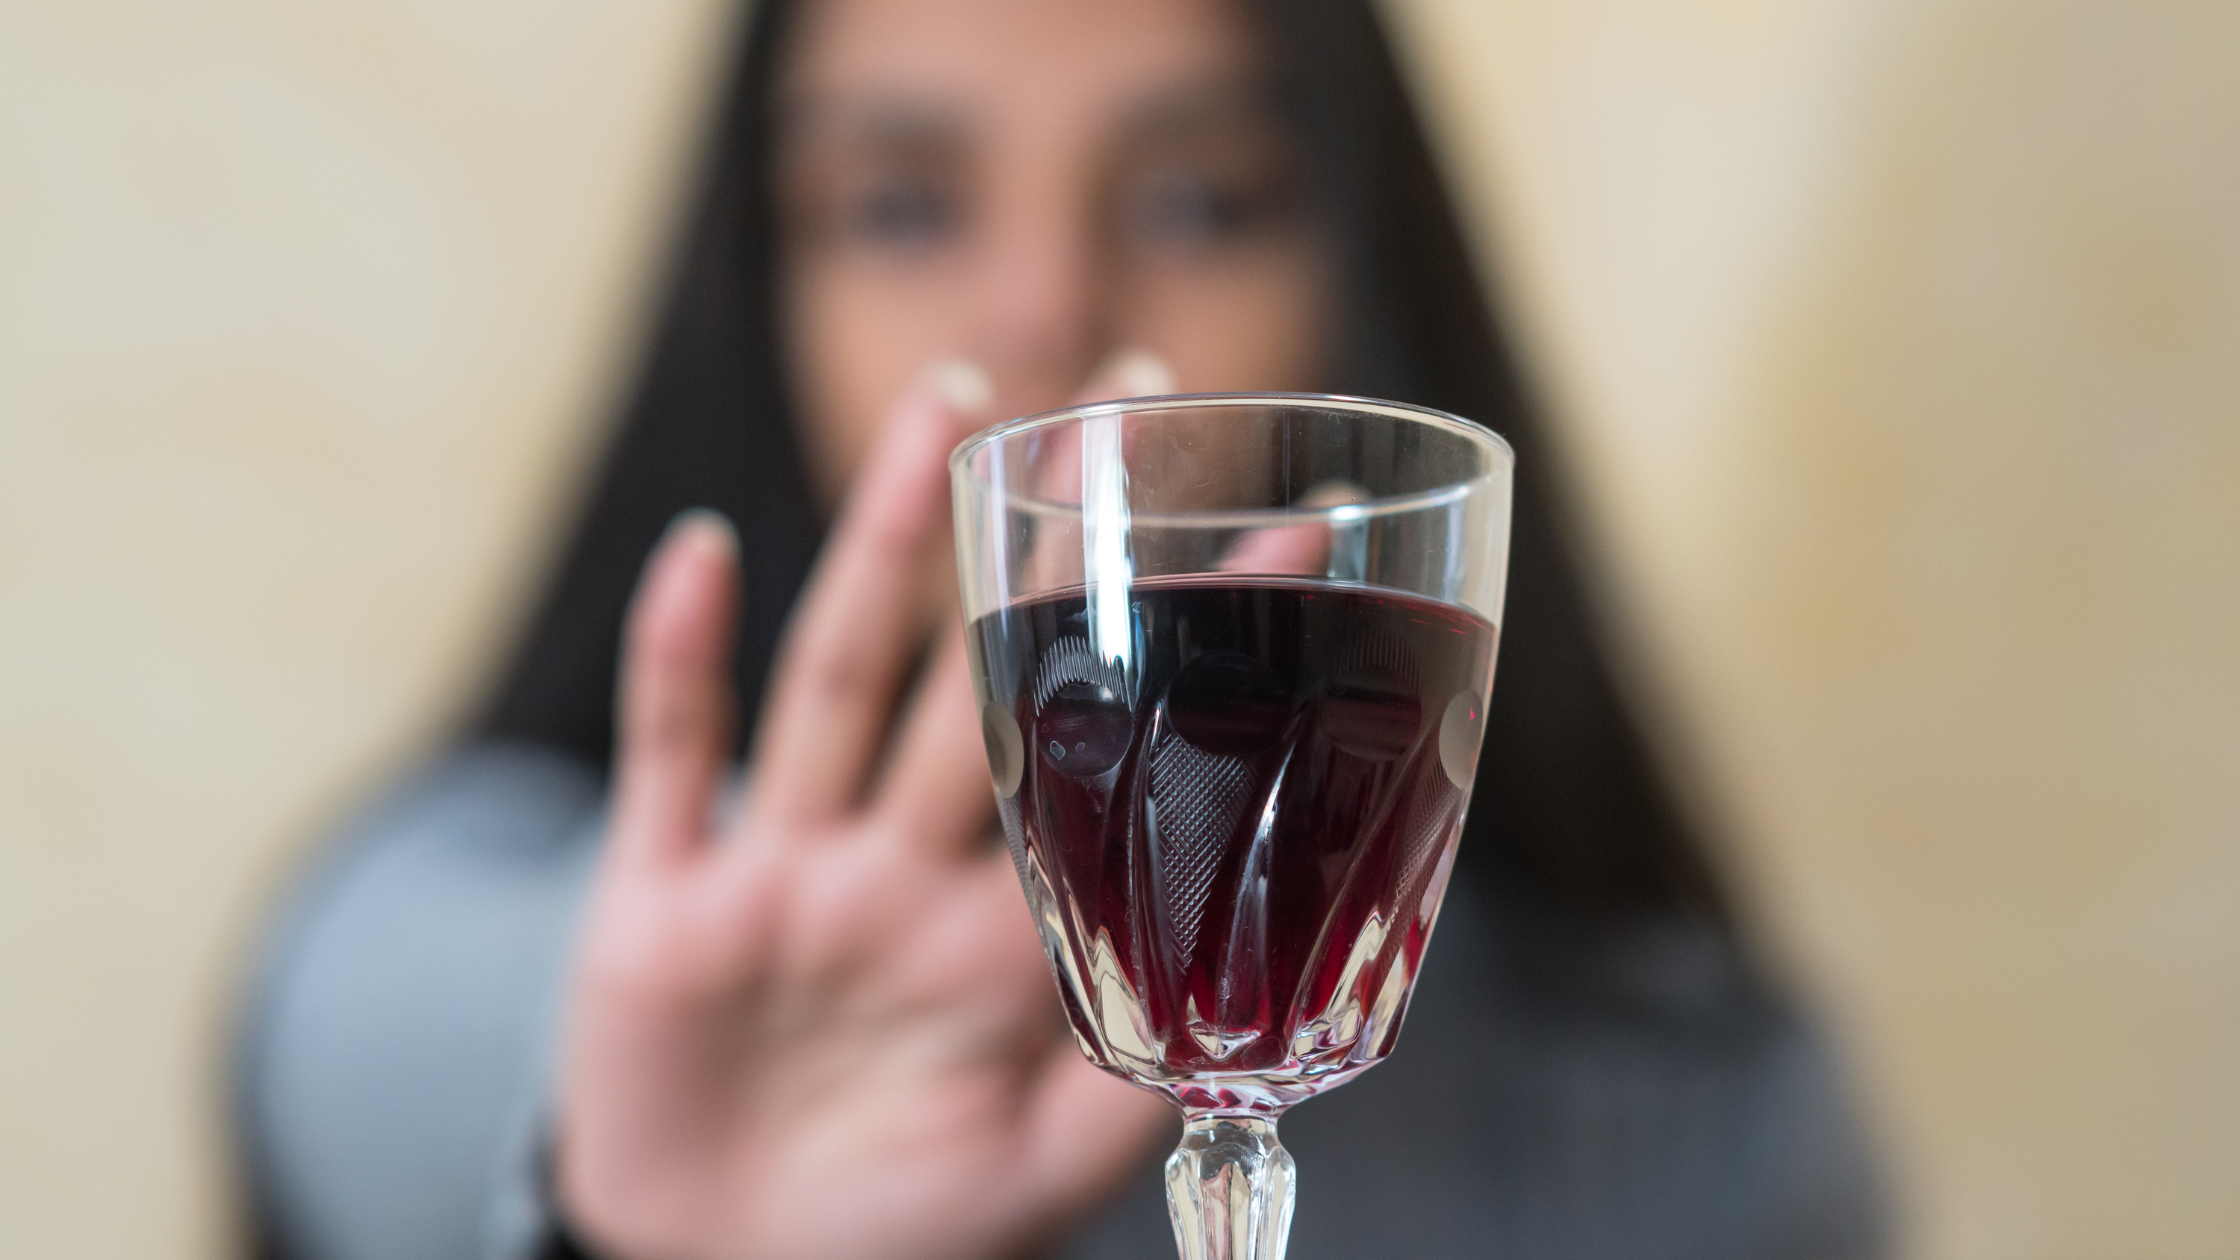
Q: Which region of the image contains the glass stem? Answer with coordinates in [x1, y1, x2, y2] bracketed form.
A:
[1164, 1111, 1296, 1260]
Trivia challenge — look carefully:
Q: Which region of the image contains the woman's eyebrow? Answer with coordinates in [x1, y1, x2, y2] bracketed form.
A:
[780, 99, 970, 155]
[1118, 82, 1273, 143]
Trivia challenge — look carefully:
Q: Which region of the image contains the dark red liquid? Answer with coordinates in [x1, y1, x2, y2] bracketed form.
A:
[969, 576, 1498, 1110]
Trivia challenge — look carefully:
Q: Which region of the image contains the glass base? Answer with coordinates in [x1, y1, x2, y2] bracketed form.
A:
[1165, 1113, 1296, 1260]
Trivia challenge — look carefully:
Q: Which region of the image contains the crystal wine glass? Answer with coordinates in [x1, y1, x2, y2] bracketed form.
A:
[950, 394, 1513, 1260]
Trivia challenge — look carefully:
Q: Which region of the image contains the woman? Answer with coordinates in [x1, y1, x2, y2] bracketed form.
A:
[237, 0, 1886, 1257]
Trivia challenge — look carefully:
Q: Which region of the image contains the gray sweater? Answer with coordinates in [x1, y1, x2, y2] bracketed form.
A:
[238, 744, 1885, 1260]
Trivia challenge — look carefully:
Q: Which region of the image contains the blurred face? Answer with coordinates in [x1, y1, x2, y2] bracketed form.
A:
[778, 0, 1334, 504]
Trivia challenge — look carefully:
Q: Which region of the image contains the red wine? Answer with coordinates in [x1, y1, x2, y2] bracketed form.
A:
[970, 576, 1497, 1112]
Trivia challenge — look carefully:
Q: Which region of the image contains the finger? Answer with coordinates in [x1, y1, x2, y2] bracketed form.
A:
[749, 361, 992, 827]
[1024, 1050, 1177, 1220]
[1018, 349, 1176, 593]
[871, 624, 995, 854]
[1025, 348, 1174, 510]
[1216, 479, 1368, 576]
[1217, 521, 1330, 575]
[612, 510, 741, 868]
[1074, 347, 1174, 404]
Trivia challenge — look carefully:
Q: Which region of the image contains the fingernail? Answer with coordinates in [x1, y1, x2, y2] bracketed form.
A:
[928, 358, 994, 417]
[1300, 480, 1371, 509]
[1101, 348, 1175, 399]
[664, 507, 739, 557]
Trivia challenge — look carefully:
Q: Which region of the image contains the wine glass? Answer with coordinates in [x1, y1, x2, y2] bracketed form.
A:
[950, 394, 1513, 1260]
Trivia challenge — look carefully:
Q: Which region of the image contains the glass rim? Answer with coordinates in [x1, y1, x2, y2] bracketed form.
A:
[948, 391, 1515, 528]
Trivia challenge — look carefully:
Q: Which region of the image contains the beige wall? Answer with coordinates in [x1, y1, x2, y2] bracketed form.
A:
[2, 2, 2234, 1257]
[0, 2, 738, 1254]
[1383, 3, 2240, 1256]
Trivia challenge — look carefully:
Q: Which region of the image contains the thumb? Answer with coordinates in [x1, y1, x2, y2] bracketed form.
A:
[1023, 1051, 1177, 1221]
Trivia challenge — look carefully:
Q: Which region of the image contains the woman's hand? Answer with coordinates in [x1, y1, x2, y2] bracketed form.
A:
[554, 368, 1172, 1260]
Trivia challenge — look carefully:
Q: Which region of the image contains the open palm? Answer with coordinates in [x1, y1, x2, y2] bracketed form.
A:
[554, 380, 1171, 1260]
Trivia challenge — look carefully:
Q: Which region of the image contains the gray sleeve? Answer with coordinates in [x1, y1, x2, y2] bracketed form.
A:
[237, 743, 606, 1260]
[240, 747, 1886, 1260]
[1057, 884, 1889, 1260]
[1735, 1022, 1891, 1260]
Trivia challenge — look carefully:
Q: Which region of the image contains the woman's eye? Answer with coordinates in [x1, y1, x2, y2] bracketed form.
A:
[1123, 173, 1266, 250]
[845, 177, 958, 250]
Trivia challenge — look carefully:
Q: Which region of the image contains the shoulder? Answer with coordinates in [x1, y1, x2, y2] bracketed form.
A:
[331, 741, 608, 865]
[1175, 885, 1886, 1260]
[238, 742, 608, 1260]
[1460, 891, 1891, 1259]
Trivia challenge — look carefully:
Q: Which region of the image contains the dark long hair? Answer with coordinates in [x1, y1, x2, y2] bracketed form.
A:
[477, 0, 1737, 946]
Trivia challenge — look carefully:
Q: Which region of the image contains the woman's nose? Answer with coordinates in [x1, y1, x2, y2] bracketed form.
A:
[968, 183, 1118, 412]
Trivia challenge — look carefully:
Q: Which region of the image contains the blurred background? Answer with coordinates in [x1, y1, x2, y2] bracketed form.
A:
[1, 0, 2234, 1257]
